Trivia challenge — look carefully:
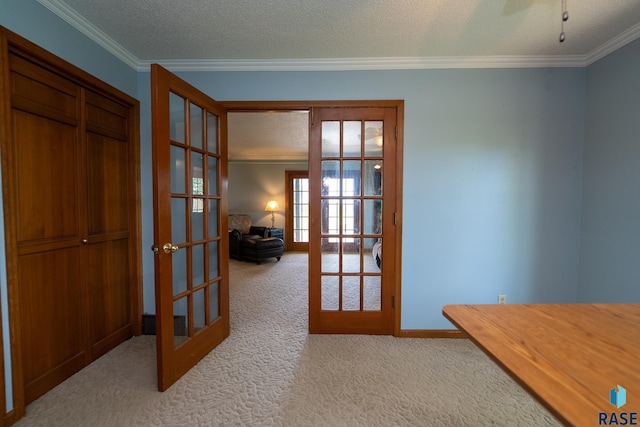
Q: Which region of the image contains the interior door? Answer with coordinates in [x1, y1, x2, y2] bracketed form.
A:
[285, 170, 309, 252]
[151, 64, 229, 391]
[309, 107, 397, 334]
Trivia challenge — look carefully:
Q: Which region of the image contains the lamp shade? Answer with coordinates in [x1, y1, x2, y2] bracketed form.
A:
[265, 200, 279, 212]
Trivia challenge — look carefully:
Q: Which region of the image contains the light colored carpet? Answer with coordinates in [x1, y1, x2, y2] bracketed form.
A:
[15, 253, 560, 426]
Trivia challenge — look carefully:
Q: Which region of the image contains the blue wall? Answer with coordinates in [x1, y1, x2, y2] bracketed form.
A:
[0, 0, 137, 97]
[578, 38, 640, 303]
[136, 67, 586, 328]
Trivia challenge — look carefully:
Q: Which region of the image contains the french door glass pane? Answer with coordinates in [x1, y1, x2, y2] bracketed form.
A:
[170, 146, 186, 193]
[208, 242, 219, 280]
[190, 103, 203, 149]
[364, 160, 382, 196]
[321, 238, 339, 273]
[193, 288, 205, 331]
[321, 121, 340, 157]
[172, 247, 187, 296]
[343, 121, 361, 157]
[209, 282, 219, 322]
[364, 238, 381, 273]
[207, 112, 218, 154]
[343, 199, 361, 235]
[192, 244, 205, 287]
[321, 161, 340, 195]
[364, 200, 382, 235]
[173, 297, 188, 347]
[321, 276, 339, 310]
[171, 198, 186, 244]
[343, 276, 360, 311]
[208, 200, 218, 239]
[192, 201, 204, 241]
[364, 121, 383, 157]
[191, 153, 204, 194]
[208, 157, 218, 196]
[169, 93, 185, 143]
[343, 238, 361, 273]
[363, 276, 381, 311]
[343, 160, 361, 196]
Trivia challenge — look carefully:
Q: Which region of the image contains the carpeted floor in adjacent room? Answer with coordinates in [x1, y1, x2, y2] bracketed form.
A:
[15, 252, 560, 426]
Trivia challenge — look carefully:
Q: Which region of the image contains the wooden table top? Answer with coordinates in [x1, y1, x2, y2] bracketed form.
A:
[442, 304, 640, 427]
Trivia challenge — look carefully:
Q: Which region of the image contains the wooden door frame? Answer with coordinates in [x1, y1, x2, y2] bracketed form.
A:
[285, 170, 309, 252]
[222, 100, 404, 336]
[0, 27, 142, 423]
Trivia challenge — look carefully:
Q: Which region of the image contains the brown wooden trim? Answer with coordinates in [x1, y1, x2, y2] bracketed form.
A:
[393, 102, 404, 337]
[128, 90, 143, 337]
[0, 26, 25, 421]
[396, 329, 466, 339]
[0, 27, 9, 427]
[3, 410, 15, 426]
[221, 100, 405, 111]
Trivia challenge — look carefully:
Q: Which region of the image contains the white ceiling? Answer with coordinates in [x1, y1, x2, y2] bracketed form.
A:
[228, 111, 309, 161]
[36, 0, 640, 160]
[39, 0, 640, 70]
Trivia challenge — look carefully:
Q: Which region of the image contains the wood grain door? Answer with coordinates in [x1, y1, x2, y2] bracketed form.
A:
[5, 51, 138, 404]
[1, 28, 141, 419]
[10, 54, 88, 402]
[151, 64, 229, 391]
[85, 90, 137, 360]
[309, 107, 397, 334]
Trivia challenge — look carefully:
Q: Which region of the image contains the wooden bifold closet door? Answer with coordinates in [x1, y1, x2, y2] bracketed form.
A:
[0, 27, 141, 413]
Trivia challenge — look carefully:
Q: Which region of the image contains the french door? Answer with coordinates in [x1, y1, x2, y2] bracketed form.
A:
[285, 170, 309, 252]
[151, 64, 229, 391]
[309, 106, 398, 334]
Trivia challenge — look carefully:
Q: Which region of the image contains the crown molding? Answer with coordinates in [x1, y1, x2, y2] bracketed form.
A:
[38, 0, 639, 72]
[37, 0, 139, 69]
[137, 55, 587, 72]
[585, 21, 640, 65]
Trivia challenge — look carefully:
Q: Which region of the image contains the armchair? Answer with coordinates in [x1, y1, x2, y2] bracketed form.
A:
[228, 214, 283, 263]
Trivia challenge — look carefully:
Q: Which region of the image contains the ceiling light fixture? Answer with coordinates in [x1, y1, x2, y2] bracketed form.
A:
[559, 0, 569, 43]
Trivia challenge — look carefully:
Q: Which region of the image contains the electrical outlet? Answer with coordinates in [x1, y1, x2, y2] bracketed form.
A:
[498, 295, 507, 304]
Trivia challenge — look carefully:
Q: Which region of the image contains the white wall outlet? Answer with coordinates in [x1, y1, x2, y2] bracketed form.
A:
[498, 295, 507, 304]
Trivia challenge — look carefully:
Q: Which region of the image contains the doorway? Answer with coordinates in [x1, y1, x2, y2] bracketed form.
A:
[223, 101, 404, 336]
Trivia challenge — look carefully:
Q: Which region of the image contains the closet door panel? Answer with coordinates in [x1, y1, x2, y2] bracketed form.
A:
[86, 132, 129, 235]
[13, 106, 79, 246]
[85, 91, 133, 356]
[18, 248, 85, 404]
[88, 239, 131, 358]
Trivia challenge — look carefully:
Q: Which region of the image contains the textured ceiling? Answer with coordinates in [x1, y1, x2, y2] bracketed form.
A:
[41, 0, 640, 69]
[228, 112, 309, 161]
[37, 0, 640, 160]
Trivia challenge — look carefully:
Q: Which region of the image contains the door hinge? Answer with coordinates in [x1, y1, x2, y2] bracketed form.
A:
[394, 212, 398, 226]
[395, 126, 398, 140]
[310, 107, 314, 126]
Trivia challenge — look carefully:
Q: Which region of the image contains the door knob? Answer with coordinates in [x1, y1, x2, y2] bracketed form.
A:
[163, 243, 179, 254]
[81, 238, 88, 244]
